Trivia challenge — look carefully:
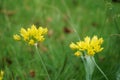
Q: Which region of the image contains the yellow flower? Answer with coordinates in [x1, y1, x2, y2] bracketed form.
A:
[74, 51, 82, 57]
[84, 36, 90, 44]
[70, 35, 104, 56]
[13, 34, 21, 40]
[20, 28, 29, 41]
[0, 70, 4, 80]
[38, 27, 48, 35]
[87, 48, 95, 56]
[29, 39, 35, 45]
[69, 42, 78, 50]
[13, 24, 48, 45]
[77, 41, 88, 50]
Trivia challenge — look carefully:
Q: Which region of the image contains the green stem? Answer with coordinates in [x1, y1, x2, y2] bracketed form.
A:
[91, 57, 109, 80]
[81, 56, 91, 80]
[35, 44, 51, 80]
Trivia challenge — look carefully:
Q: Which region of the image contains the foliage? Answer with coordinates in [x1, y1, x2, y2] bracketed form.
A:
[0, 0, 120, 80]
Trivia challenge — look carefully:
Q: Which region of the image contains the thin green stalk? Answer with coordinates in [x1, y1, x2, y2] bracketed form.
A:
[113, 18, 120, 34]
[35, 44, 51, 80]
[91, 57, 109, 80]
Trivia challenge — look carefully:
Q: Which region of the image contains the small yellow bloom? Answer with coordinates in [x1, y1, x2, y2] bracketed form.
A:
[77, 41, 89, 50]
[98, 38, 104, 44]
[74, 51, 82, 57]
[84, 36, 90, 44]
[0, 70, 4, 80]
[70, 42, 78, 50]
[13, 24, 48, 45]
[13, 34, 21, 40]
[38, 27, 48, 34]
[20, 28, 29, 41]
[29, 39, 35, 45]
[87, 48, 95, 56]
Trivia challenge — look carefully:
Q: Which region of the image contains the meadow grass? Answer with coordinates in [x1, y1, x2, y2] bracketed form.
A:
[0, 0, 120, 80]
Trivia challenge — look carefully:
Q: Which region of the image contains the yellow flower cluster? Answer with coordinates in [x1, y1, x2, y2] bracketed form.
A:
[13, 25, 48, 45]
[70, 35, 104, 56]
[0, 70, 4, 80]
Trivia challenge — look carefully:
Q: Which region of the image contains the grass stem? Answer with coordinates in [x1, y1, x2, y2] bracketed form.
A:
[91, 57, 109, 80]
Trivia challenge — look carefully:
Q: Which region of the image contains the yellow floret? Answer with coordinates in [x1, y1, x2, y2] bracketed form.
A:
[70, 42, 78, 50]
[13, 34, 21, 41]
[29, 39, 35, 45]
[74, 51, 82, 57]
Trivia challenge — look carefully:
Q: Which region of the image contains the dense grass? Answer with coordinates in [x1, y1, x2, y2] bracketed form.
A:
[0, 0, 120, 80]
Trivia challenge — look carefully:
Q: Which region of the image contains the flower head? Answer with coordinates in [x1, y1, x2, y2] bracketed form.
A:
[70, 35, 104, 56]
[13, 24, 48, 45]
[0, 70, 4, 80]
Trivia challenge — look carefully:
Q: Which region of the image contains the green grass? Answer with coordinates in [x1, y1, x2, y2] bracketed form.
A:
[0, 0, 120, 80]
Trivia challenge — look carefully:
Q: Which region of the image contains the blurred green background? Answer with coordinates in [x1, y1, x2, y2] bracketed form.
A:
[0, 0, 120, 80]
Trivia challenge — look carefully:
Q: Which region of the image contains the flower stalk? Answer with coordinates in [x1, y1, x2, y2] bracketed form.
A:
[35, 44, 51, 80]
[81, 56, 95, 80]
